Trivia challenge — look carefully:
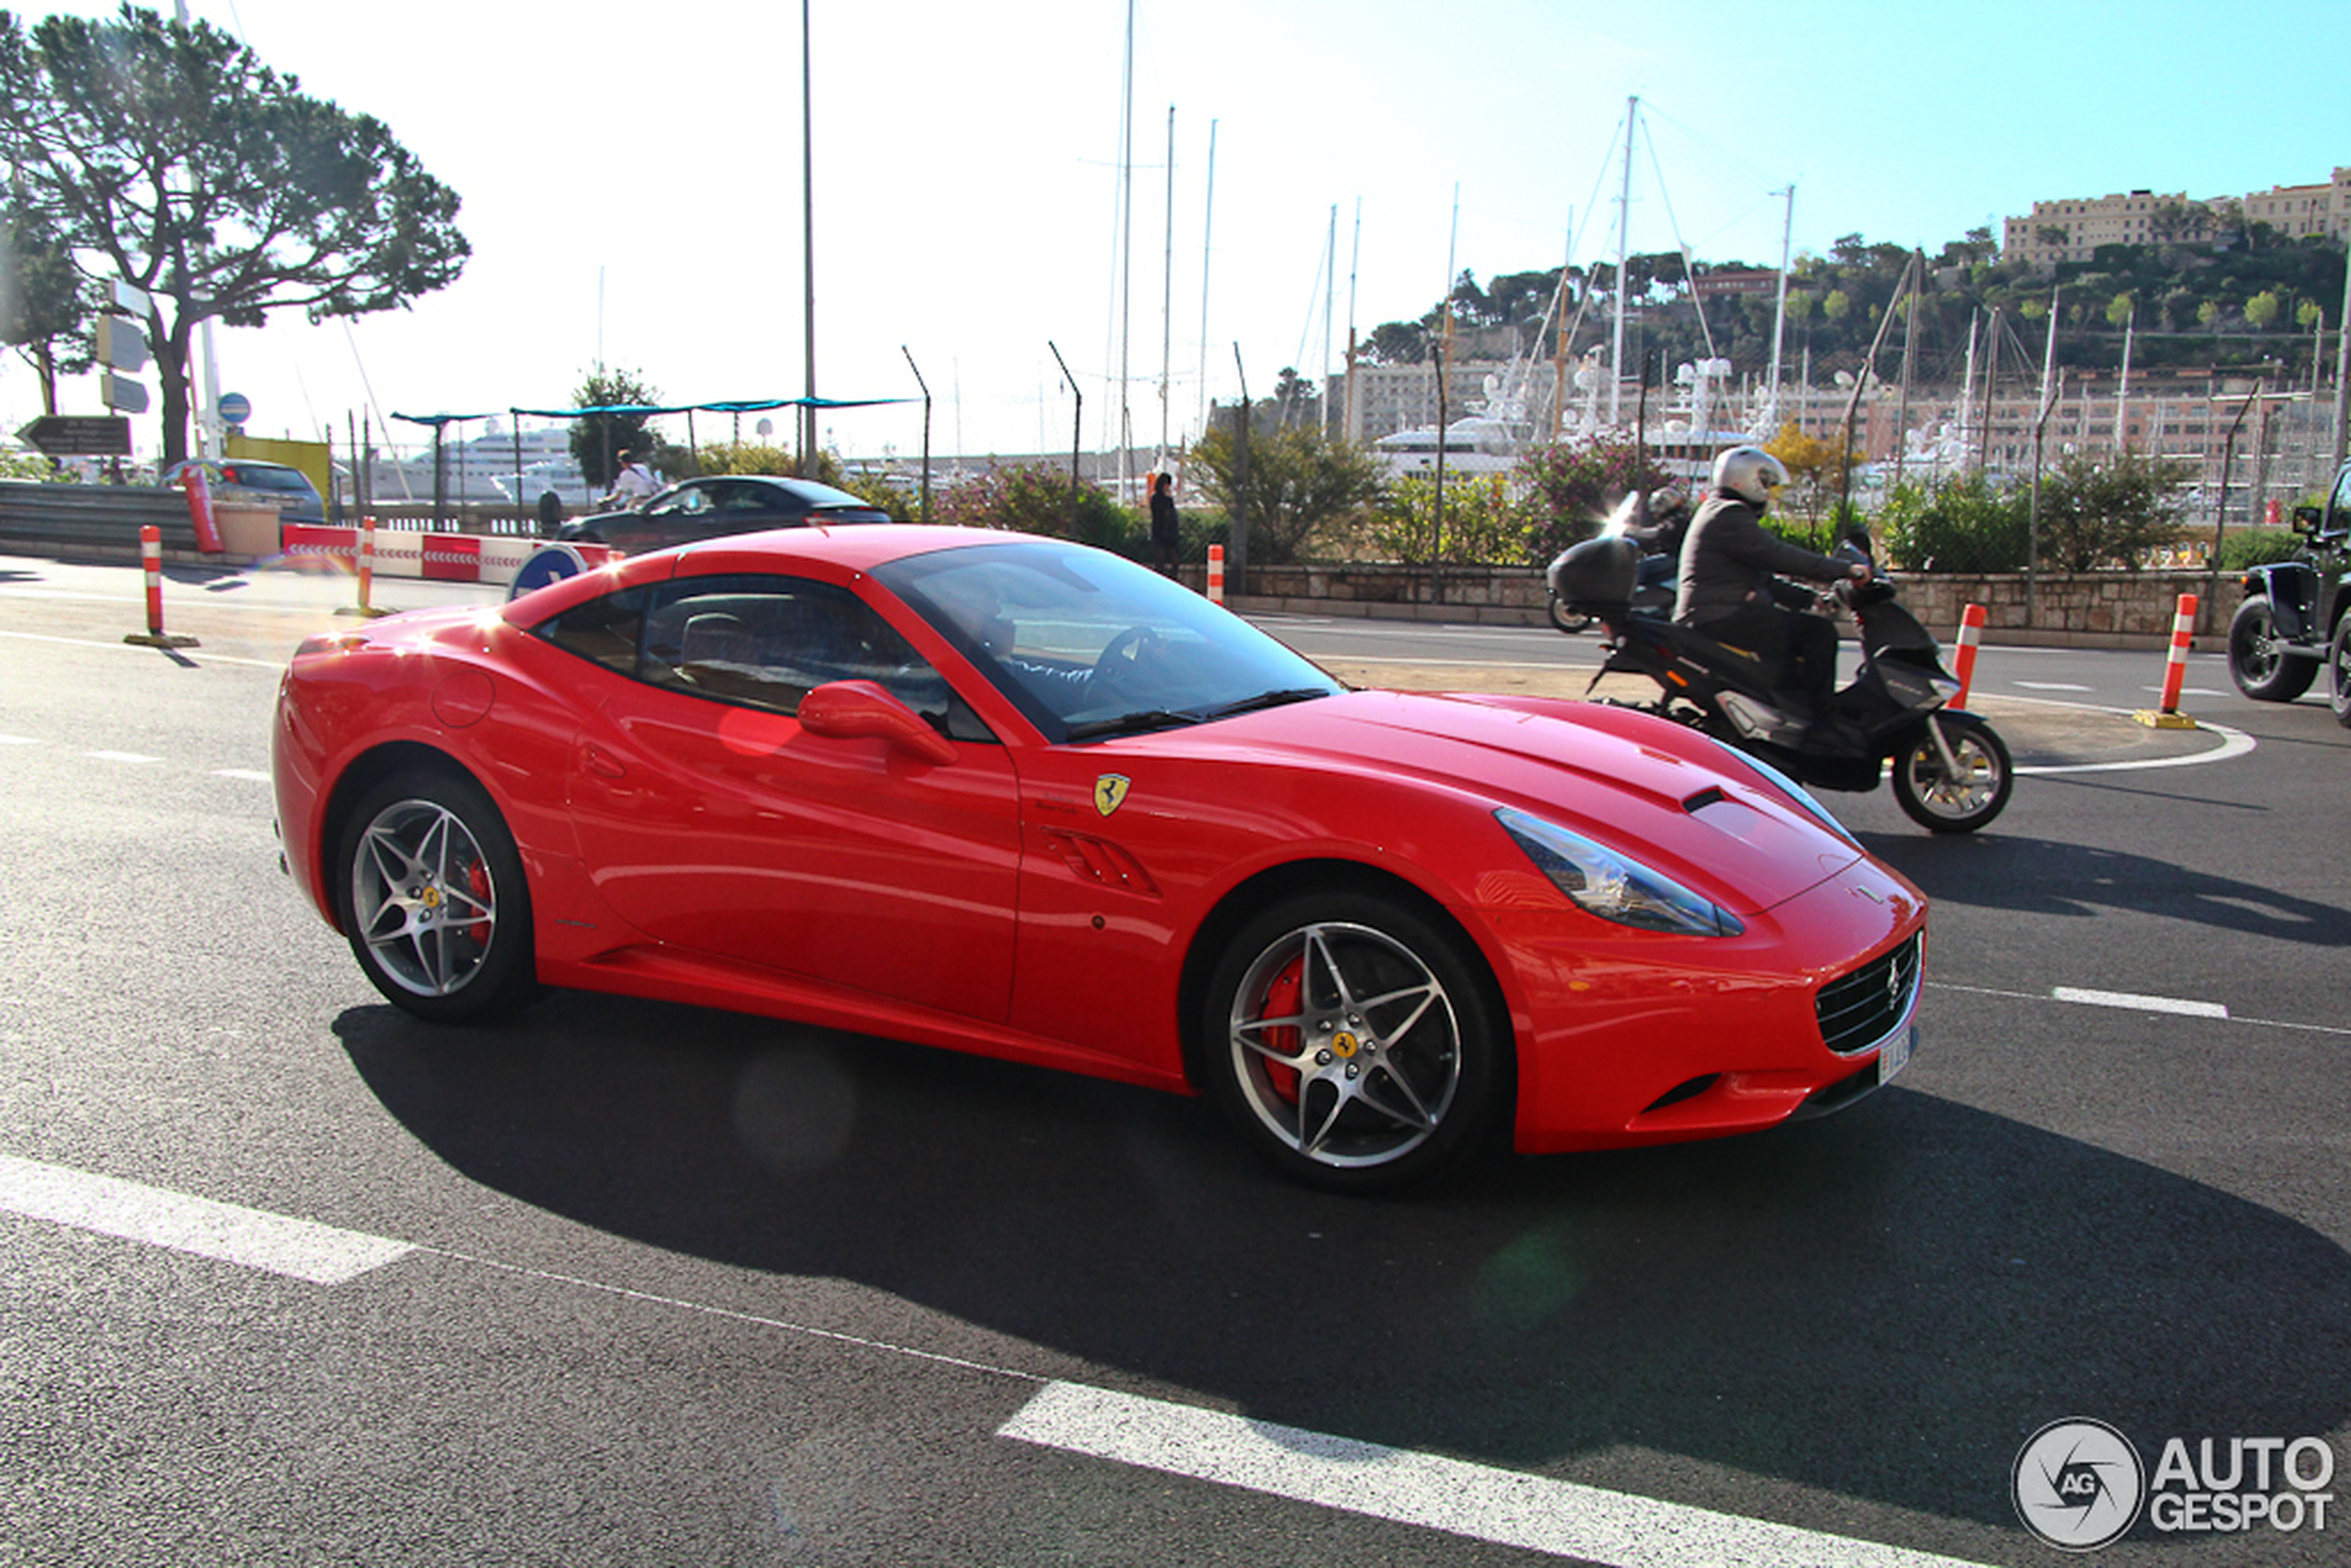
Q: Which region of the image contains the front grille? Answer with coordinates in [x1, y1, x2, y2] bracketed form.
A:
[1816, 932, 1922, 1055]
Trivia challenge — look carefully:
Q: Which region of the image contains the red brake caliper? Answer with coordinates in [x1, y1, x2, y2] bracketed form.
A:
[1257, 955, 1303, 1103]
[462, 858, 493, 948]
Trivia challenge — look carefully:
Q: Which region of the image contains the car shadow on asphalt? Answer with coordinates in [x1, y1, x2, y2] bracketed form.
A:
[337, 994, 2351, 1538]
[1859, 830, 2351, 945]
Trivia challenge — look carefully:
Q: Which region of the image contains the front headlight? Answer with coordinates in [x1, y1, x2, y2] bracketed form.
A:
[1496, 808, 1744, 937]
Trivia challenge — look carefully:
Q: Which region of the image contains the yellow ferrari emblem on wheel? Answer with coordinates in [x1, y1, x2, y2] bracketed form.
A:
[1094, 774, 1131, 816]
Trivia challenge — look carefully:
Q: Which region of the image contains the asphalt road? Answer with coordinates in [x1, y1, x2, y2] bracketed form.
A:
[2, 552, 2345, 1567]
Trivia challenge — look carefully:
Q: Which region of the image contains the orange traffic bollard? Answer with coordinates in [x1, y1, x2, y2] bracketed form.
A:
[1951, 603, 1986, 708]
[2133, 593, 2199, 729]
[1207, 543, 1225, 605]
[123, 524, 199, 649]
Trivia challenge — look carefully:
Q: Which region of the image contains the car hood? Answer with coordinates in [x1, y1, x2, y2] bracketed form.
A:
[1133, 689, 1868, 914]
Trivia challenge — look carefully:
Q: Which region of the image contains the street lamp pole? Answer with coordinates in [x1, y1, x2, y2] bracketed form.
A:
[801, 0, 818, 467]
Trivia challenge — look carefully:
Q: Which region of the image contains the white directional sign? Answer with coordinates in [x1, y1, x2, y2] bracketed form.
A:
[101, 370, 149, 415]
[95, 316, 149, 373]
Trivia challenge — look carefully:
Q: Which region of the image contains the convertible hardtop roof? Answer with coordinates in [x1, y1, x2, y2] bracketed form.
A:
[671, 523, 1051, 576]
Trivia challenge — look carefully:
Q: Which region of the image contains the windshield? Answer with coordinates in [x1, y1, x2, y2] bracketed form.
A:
[876, 541, 1341, 742]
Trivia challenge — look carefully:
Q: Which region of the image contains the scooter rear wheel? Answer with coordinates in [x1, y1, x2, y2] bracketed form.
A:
[1548, 596, 1592, 635]
[1890, 712, 2012, 834]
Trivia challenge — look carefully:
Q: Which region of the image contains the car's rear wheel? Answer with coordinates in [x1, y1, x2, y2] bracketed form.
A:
[1202, 890, 1507, 1192]
[2330, 618, 2351, 729]
[2228, 596, 2317, 702]
[334, 767, 537, 1023]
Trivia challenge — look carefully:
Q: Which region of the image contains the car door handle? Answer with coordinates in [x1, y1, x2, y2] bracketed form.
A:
[582, 742, 627, 780]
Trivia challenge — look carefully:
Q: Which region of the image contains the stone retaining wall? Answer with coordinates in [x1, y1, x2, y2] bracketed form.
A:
[1215, 560, 2232, 648]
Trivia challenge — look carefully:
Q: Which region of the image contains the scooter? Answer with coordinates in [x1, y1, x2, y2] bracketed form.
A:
[1546, 500, 2013, 833]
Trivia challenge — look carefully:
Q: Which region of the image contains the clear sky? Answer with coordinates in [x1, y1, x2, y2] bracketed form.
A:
[6, 0, 2348, 469]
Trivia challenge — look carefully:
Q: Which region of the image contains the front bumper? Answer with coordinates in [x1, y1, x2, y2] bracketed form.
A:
[1489, 853, 1927, 1154]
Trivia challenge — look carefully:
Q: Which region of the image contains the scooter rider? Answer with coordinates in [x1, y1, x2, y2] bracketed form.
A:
[1674, 446, 1871, 723]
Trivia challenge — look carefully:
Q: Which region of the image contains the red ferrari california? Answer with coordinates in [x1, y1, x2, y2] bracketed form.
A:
[272, 526, 1926, 1190]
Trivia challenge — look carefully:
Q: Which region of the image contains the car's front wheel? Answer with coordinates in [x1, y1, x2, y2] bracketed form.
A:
[333, 766, 537, 1023]
[2228, 596, 2317, 702]
[1202, 890, 1507, 1192]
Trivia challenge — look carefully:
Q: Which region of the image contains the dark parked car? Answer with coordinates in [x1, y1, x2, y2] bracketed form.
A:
[2226, 457, 2351, 726]
[160, 457, 326, 525]
[559, 476, 891, 554]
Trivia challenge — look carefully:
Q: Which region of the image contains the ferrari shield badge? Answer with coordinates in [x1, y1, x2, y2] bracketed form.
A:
[1093, 774, 1131, 816]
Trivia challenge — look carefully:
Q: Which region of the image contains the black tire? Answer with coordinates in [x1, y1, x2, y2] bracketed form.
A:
[332, 766, 538, 1023]
[1200, 890, 1509, 1192]
[2331, 618, 2351, 729]
[1547, 595, 1591, 635]
[2227, 596, 2317, 702]
[1889, 712, 2013, 834]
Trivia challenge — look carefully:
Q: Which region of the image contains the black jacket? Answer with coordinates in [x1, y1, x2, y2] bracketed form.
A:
[1673, 493, 1849, 625]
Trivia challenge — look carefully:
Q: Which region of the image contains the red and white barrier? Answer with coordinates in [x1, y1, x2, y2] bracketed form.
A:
[123, 524, 198, 648]
[1207, 543, 1225, 605]
[2134, 592, 2199, 729]
[1951, 603, 1985, 708]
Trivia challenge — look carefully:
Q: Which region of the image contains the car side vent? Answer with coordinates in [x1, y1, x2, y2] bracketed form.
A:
[1041, 830, 1161, 898]
[1816, 932, 1922, 1055]
[1682, 786, 1729, 814]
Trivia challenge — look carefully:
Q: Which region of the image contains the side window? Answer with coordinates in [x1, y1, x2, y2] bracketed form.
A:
[531, 585, 649, 673]
[2330, 467, 2351, 534]
[641, 575, 990, 740]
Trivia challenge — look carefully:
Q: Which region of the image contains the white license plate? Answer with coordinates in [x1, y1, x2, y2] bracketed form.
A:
[1878, 1025, 1916, 1086]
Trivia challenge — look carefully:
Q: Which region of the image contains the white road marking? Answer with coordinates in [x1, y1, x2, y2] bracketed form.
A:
[999, 1382, 1993, 1567]
[0, 734, 39, 744]
[2052, 986, 2229, 1019]
[0, 1155, 413, 1285]
[83, 750, 159, 765]
[0, 1151, 1997, 1562]
[2013, 718, 2256, 776]
[0, 628, 285, 669]
[212, 768, 272, 782]
[1929, 981, 2351, 1038]
[2011, 680, 2092, 691]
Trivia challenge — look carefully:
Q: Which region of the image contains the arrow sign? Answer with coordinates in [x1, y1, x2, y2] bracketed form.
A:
[18, 416, 131, 456]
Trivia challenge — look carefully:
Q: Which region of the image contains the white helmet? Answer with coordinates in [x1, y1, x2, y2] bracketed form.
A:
[1711, 445, 1788, 506]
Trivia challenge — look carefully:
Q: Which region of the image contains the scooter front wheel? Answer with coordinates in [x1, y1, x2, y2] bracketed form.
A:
[1890, 712, 2012, 833]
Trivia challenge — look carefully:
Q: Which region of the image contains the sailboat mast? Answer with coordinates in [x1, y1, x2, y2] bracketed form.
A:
[1116, 0, 1135, 492]
[1610, 97, 1635, 427]
[1196, 119, 1216, 440]
[1764, 184, 1793, 440]
[1160, 105, 1174, 471]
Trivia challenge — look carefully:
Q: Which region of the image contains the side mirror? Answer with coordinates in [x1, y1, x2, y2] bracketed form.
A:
[799, 679, 957, 765]
[2293, 504, 2324, 537]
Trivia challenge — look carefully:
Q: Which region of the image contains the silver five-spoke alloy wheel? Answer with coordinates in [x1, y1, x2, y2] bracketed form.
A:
[353, 797, 500, 998]
[1225, 918, 1465, 1173]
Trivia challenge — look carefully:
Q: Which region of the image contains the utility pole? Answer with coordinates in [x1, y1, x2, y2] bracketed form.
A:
[800, 0, 818, 465]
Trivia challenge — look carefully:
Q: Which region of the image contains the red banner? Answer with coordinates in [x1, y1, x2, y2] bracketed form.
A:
[178, 466, 223, 554]
[419, 532, 481, 583]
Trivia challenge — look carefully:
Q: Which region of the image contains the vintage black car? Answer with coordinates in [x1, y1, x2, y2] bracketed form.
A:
[2227, 458, 2351, 726]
